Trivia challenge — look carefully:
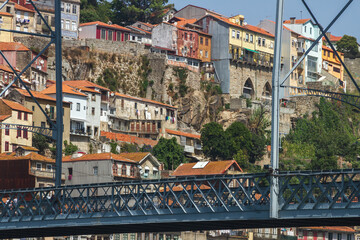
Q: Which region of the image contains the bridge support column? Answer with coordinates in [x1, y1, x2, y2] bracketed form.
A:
[270, 0, 284, 219]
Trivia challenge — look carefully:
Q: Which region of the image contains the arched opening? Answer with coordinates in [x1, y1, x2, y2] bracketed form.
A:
[262, 82, 272, 97]
[243, 78, 254, 99]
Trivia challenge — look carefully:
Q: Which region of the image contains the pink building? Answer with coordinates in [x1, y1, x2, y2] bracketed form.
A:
[298, 227, 355, 240]
[79, 21, 131, 41]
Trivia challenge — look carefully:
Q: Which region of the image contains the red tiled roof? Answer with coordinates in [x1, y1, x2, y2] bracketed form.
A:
[300, 227, 355, 233]
[244, 24, 274, 38]
[63, 152, 136, 163]
[114, 92, 177, 109]
[15, 89, 57, 101]
[79, 21, 130, 32]
[160, 184, 211, 192]
[0, 64, 20, 73]
[17, 146, 39, 151]
[0, 152, 55, 163]
[0, 42, 29, 51]
[172, 160, 243, 177]
[64, 80, 110, 92]
[283, 18, 311, 24]
[41, 83, 87, 97]
[322, 34, 342, 42]
[119, 152, 150, 162]
[101, 131, 158, 147]
[14, 3, 35, 12]
[322, 45, 344, 56]
[128, 26, 151, 35]
[76, 86, 100, 94]
[1, 99, 32, 113]
[166, 129, 200, 139]
[140, 22, 155, 28]
[0, 114, 10, 121]
[0, 12, 13, 17]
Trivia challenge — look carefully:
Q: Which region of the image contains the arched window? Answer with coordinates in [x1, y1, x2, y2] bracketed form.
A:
[243, 78, 254, 99]
[121, 164, 127, 176]
[262, 82, 272, 97]
[130, 165, 135, 177]
[112, 164, 118, 175]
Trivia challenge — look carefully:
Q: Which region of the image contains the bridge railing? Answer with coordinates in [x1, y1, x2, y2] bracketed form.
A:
[1, 170, 360, 223]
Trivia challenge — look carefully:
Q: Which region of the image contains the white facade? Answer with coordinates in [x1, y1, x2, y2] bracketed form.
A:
[284, 19, 323, 82]
[82, 90, 101, 139]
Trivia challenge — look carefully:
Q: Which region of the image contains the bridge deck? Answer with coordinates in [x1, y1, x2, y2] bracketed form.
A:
[1, 170, 360, 238]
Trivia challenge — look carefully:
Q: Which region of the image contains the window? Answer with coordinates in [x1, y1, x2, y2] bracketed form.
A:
[93, 166, 98, 175]
[122, 164, 126, 175]
[61, 2, 64, 12]
[205, 51, 208, 58]
[200, 50, 203, 57]
[323, 50, 326, 56]
[130, 234, 136, 240]
[46, 164, 52, 172]
[347, 234, 352, 240]
[258, 37, 261, 45]
[18, 111, 21, 120]
[4, 141, 9, 151]
[310, 27, 312, 34]
[24, 112, 28, 121]
[68, 167, 73, 176]
[338, 234, 342, 240]
[250, 34, 253, 43]
[135, 102, 137, 109]
[236, 31, 240, 39]
[61, 19, 64, 29]
[122, 234, 128, 240]
[333, 67, 340, 73]
[117, 31, 121, 41]
[232, 30, 235, 38]
[200, 37, 203, 44]
[72, 21, 77, 31]
[130, 165, 135, 177]
[184, 33, 187, 40]
[24, 12, 29, 20]
[5, 125, 9, 135]
[92, 107, 95, 115]
[36, 163, 42, 170]
[76, 103, 80, 111]
[16, 25, 20, 31]
[66, 3, 71, 13]
[41, 122, 45, 128]
[124, 33, 129, 41]
[72, 4, 77, 14]
[37, 15, 41, 25]
[23, 128, 28, 139]
[108, 30, 113, 41]
[6, 6, 11, 13]
[205, 38, 209, 46]
[262, 38, 266, 46]
[189, 33, 192, 40]
[304, 26, 307, 32]
[65, 20, 70, 30]
[101, 29, 106, 39]
[17, 127, 21, 138]
[245, 33, 249, 41]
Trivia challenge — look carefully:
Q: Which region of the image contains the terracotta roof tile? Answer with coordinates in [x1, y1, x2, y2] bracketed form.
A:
[15, 89, 57, 101]
[101, 131, 158, 147]
[0, 42, 29, 51]
[322, 34, 342, 42]
[300, 227, 355, 233]
[114, 92, 177, 109]
[1, 99, 32, 113]
[0, 152, 55, 163]
[139, 22, 155, 28]
[63, 152, 136, 163]
[79, 21, 130, 32]
[0, 12, 13, 17]
[166, 129, 200, 139]
[283, 18, 311, 24]
[119, 152, 150, 162]
[41, 83, 87, 97]
[17, 146, 39, 151]
[14, 3, 34, 12]
[244, 24, 274, 38]
[64, 80, 110, 92]
[0, 64, 20, 73]
[0, 114, 10, 121]
[128, 26, 151, 35]
[160, 184, 211, 192]
[172, 160, 243, 177]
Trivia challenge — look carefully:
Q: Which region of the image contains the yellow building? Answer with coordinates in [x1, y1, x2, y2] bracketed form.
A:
[228, 14, 275, 68]
[322, 45, 344, 82]
[0, 1, 35, 34]
[289, 29, 305, 87]
[0, 12, 14, 42]
[0, 98, 33, 153]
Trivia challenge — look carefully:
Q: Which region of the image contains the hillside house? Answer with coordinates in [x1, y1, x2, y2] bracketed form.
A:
[79, 21, 131, 41]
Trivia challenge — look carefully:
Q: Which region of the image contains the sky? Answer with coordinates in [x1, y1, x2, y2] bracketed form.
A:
[168, 0, 360, 41]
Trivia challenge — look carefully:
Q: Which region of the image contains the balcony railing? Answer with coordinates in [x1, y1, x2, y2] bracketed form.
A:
[70, 128, 87, 136]
[30, 169, 65, 180]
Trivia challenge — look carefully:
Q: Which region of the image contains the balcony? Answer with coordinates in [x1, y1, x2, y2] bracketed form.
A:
[30, 169, 65, 180]
[70, 128, 88, 136]
[101, 95, 109, 102]
[184, 145, 195, 154]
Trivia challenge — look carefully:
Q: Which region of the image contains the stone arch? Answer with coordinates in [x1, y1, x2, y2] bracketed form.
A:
[243, 78, 254, 99]
[262, 82, 272, 97]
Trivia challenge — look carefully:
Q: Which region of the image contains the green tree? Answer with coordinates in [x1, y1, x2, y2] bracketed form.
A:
[225, 121, 252, 155]
[121, 143, 139, 153]
[201, 122, 232, 160]
[110, 141, 120, 154]
[112, 0, 170, 25]
[336, 35, 359, 56]
[80, 0, 113, 23]
[63, 140, 78, 156]
[32, 133, 49, 155]
[153, 137, 185, 170]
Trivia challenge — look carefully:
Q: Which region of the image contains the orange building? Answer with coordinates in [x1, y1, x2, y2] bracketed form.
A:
[322, 45, 344, 83]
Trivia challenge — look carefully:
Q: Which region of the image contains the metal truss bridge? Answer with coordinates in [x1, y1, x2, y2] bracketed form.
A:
[2, 170, 360, 238]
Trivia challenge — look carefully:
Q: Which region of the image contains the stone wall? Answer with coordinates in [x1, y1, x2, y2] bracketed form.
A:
[344, 57, 360, 93]
[229, 62, 273, 99]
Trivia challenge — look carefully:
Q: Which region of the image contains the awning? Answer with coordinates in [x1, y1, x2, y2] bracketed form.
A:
[244, 48, 259, 54]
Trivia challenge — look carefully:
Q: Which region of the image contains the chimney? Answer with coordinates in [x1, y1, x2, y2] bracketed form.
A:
[290, 17, 296, 24]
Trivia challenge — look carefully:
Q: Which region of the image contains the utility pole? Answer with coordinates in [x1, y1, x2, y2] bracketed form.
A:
[270, 0, 284, 219]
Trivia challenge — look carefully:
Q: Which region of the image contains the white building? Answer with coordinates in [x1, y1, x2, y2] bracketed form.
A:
[284, 18, 323, 82]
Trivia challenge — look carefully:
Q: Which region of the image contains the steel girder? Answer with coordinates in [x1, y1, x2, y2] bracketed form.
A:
[1, 170, 360, 237]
